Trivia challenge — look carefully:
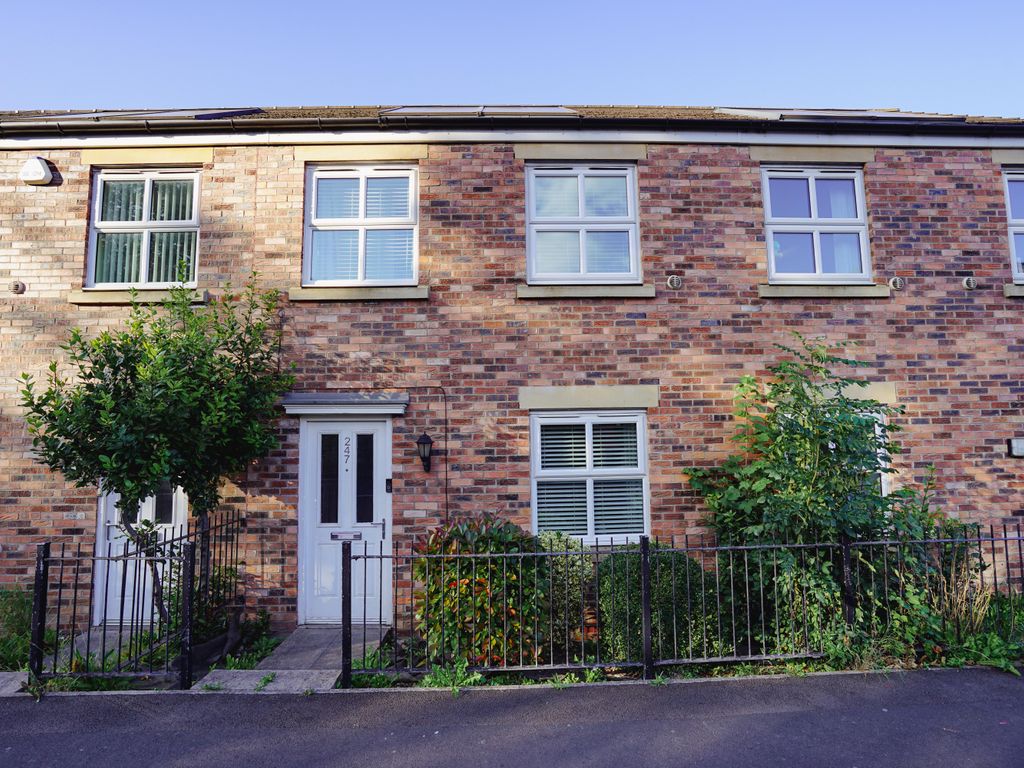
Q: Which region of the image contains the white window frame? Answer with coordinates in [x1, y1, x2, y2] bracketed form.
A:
[87, 169, 201, 288]
[1003, 170, 1024, 283]
[529, 410, 650, 543]
[302, 164, 419, 287]
[526, 164, 641, 285]
[762, 166, 872, 285]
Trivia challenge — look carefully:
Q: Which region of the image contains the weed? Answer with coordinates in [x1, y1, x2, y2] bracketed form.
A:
[201, 682, 224, 692]
[419, 659, 485, 694]
[548, 672, 581, 689]
[254, 672, 276, 692]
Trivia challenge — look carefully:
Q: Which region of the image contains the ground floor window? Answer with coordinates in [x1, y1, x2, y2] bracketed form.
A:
[530, 410, 649, 541]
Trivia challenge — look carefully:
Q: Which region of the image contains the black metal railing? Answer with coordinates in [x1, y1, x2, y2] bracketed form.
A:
[338, 524, 1024, 685]
[28, 510, 242, 690]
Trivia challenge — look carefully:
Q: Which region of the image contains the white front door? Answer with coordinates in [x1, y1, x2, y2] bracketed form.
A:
[298, 419, 392, 624]
[94, 482, 188, 625]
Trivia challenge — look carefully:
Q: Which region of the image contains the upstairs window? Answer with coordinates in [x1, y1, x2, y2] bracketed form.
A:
[762, 167, 871, 284]
[530, 411, 649, 541]
[303, 165, 418, 286]
[1005, 172, 1024, 283]
[526, 164, 640, 284]
[88, 170, 200, 287]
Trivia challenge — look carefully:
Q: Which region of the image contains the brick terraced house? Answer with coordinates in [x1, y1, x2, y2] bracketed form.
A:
[1, 104, 1022, 628]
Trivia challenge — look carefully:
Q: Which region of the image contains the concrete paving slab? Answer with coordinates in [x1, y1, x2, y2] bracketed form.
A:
[257, 625, 388, 670]
[0, 672, 27, 697]
[194, 669, 340, 693]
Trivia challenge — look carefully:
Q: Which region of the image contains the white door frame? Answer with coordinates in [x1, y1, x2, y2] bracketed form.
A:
[297, 416, 394, 625]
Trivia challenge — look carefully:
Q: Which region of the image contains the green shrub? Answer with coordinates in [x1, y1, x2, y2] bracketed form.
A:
[537, 532, 591, 660]
[685, 334, 909, 544]
[413, 515, 545, 667]
[0, 589, 33, 671]
[597, 546, 721, 662]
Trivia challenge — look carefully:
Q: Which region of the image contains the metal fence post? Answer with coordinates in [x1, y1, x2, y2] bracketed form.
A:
[341, 541, 353, 689]
[839, 535, 856, 628]
[29, 542, 51, 680]
[640, 536, 654, 680]
[179, 542, 195, 690]
[198, 513, 211, 604]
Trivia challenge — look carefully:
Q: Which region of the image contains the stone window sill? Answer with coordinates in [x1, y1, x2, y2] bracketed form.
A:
[68, 288, 208, 305]
[287, 286, 430, 302]
[1003, 283, 1024, 298]
[757, 284, 892, 299]
[517, 284, 656, 299]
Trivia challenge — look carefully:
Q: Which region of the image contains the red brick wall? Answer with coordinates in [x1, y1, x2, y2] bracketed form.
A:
[2, 142, 1022, 626]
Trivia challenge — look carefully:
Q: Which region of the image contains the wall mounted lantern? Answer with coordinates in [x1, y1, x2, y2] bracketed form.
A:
[416, 433, 434, 472]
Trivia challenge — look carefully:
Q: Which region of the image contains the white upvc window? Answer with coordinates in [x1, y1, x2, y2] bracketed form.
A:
[530, 411, 649, 542]
[762, 166, 871, 284]
[87, 169, 200, 287]
[303, 165, 418, 286]
[1004, 171, 1024, 283]
[526, 164, 640, 284]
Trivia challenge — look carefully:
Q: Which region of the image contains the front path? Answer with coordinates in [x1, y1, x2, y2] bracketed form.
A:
[0, 668, 1021, 767]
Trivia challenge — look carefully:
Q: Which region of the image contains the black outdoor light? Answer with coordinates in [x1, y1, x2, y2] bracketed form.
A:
[416, 433, 434, 472]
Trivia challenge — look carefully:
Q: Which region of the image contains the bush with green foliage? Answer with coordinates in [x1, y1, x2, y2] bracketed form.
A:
[536, 531, 591, 660]
[413, 515, 545, 667]
[684, 335, 1022, 671]
[684, 334, 927, 544]
[597, 545, 721, 662]
[0, 589, 33, 671]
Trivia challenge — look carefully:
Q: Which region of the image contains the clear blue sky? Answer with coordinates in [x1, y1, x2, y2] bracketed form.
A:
[3, 0, 1021, 117]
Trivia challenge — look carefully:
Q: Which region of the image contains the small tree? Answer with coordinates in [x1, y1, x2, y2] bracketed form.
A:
[686, 334, 908, 544]
[21, 277, 294, 614]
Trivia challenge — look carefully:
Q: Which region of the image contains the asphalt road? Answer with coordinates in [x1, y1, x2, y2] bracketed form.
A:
[0, 668, 1021, 767]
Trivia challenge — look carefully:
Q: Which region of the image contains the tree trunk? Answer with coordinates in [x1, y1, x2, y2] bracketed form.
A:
[119, 514, 171, 625]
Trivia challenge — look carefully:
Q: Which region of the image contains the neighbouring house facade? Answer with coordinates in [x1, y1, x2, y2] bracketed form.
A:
[1, 104, 1022, 628]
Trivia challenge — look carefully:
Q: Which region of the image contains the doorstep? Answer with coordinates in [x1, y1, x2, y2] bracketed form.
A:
[193, 669, 341, 693]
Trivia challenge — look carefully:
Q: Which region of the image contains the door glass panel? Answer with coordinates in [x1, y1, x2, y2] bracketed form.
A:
[356, 433, 374, 524]
[153, 481, 175, 525]
[320, 434, 339, 524]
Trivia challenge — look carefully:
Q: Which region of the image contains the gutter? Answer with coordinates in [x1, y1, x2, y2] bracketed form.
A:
[2, 114, 1024, 140]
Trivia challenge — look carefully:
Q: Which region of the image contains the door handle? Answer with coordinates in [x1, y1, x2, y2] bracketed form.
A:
[378, 519, 386, 537]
